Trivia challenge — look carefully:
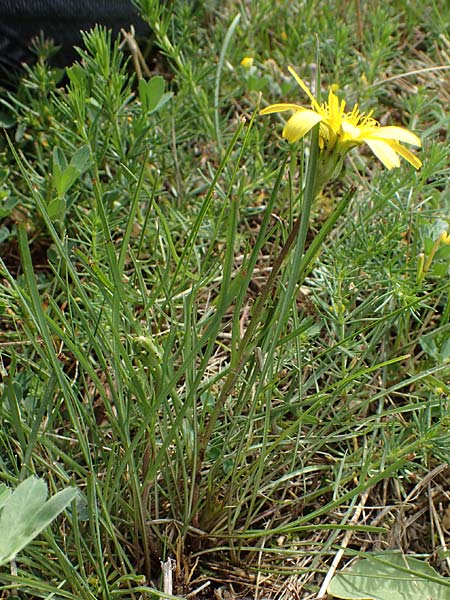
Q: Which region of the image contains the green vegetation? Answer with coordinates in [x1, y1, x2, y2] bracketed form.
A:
[0, 0, 449, 598]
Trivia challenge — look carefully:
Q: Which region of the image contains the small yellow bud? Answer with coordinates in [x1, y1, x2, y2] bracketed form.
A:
[241, 56, 254, 69]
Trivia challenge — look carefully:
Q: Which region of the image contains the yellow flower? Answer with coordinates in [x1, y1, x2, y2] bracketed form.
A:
[261, 66, 422, 176]
[241, 56, 254, 69]
[440, 231, 450, 244]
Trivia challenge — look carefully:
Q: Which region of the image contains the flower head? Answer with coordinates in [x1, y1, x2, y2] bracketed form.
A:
[261, 66, 422, 182]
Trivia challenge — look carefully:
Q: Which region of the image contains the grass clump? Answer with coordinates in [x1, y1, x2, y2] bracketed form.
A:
[0, 0, 449, 598]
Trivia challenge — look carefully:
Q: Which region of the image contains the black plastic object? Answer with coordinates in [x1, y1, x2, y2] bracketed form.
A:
[0, 1, 147, 72]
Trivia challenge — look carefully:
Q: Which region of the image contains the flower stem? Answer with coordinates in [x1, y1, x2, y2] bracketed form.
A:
[192, 125, 323, 526]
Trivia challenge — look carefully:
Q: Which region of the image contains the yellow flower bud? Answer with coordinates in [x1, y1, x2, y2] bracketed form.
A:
[241, 56, 254, 69]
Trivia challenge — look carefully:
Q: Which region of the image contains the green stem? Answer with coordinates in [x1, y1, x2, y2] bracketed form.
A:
[191, 125, 322, 526]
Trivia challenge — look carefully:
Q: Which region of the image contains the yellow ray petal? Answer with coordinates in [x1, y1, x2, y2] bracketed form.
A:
[365, 126, 422, 147]
[365, 139, 401, 170]
[287, 66, 322, 112]
[385, 140, 422, 169]
[260, 103, 303, 115]
[283, 110, 323, 143]
[328, 89, 340, 119]
[341, 120, 363, 141]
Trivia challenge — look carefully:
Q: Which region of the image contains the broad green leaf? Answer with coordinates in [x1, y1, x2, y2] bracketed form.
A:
[31, 488, 79, 533]
[440, 337, 450, 361]
[139, 75, 165, 113]
[1, 477, 47, 528]
[0, 477, 77, 566]
[66, 63, 88, 88]
[432, 263, 449, 278]
[53, 147, 68, 172]
[0, 110, 15, 128]
[70, 145, 90, 174]
[0, 226, 11, 243]
[0, 485, 11, 511]
[47, 197, 67, 220]
[53, 147, 68, 197]
[431, 219, 449, 239]
[57, 165, 80, 196]
[436, 244, 450, 261]
[420, 334, 438, 360]
[151, 91, 173, 113]
[139, 76, 172, 115]
[0, 195, 18, 219]
[423, 237, 434, 255]
[52, 145, 90, 197]
[328, 551, 450, 600]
